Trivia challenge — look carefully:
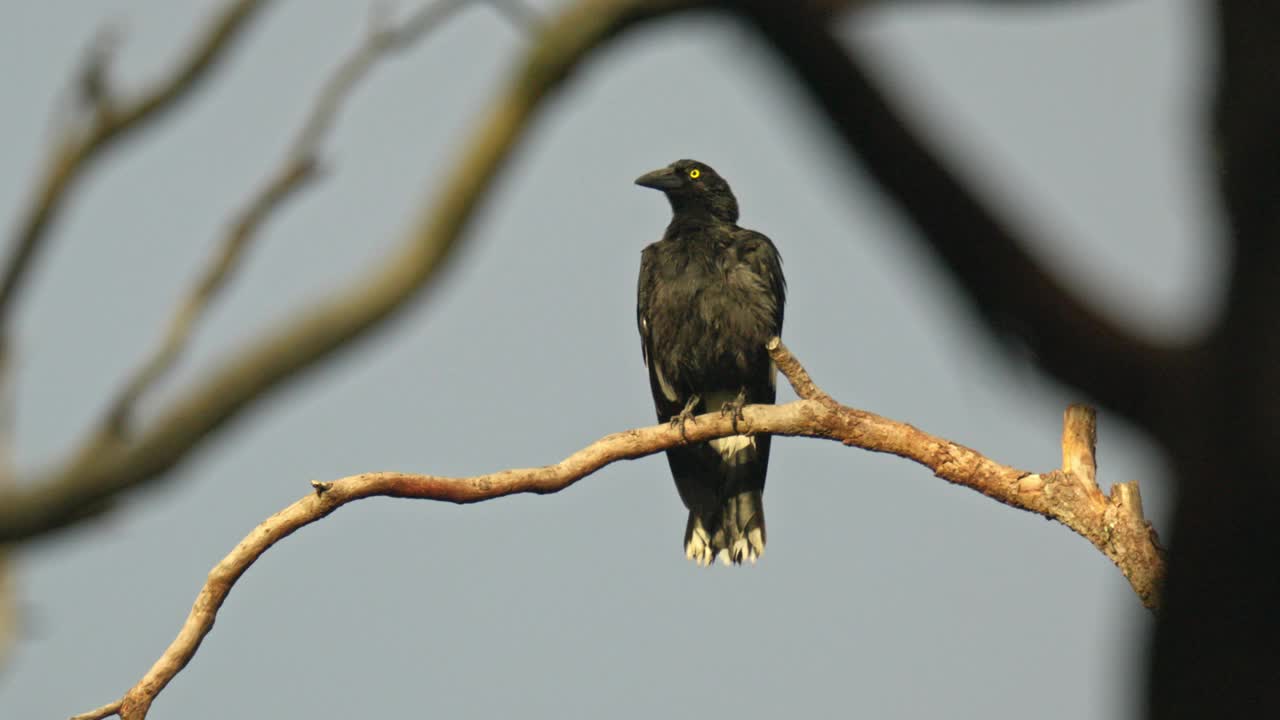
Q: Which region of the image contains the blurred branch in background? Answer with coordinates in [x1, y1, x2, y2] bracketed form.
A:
[1143, 3, 1280, 717]
[0, 0, 269, 340]
[75, 339, 1164, 720]
[99, 0, 500, 438]
[736, 5, 1197, 436]
[0, 0, 533, 543]
[0, 0, 270, 675]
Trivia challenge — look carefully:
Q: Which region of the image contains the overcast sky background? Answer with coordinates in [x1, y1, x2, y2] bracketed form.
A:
[2, 2, 1213, 718]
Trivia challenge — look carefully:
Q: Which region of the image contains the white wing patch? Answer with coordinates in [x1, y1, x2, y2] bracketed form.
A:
[653, 362, 678, 402]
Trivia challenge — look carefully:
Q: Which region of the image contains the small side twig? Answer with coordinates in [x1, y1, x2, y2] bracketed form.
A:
[70, 700, 123, 720]
[766, 337, 831, 404]
[77, 339, 1165, 720]
[1061, 404, 1101, 498]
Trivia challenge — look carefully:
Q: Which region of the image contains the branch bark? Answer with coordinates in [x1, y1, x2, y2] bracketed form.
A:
[75, 339, 1164, 720]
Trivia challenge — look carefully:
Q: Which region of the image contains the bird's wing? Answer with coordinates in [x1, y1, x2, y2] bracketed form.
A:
[731, 227, 786, 333]
[637, 244, 683, 418]
[640, 244, 680, 415]
[637, 244, 657, 369]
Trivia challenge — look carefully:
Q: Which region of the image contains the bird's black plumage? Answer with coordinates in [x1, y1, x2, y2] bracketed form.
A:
[635, 159, 785, 566]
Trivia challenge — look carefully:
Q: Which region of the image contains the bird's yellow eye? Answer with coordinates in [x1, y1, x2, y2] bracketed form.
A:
[689, 168, 701, 179]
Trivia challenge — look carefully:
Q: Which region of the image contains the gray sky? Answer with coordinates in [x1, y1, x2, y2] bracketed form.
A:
[2, 2, 1211, 718]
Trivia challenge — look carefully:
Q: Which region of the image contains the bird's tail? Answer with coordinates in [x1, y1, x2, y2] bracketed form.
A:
[684, 490, 765, 566]
[718, 489, 766, 565]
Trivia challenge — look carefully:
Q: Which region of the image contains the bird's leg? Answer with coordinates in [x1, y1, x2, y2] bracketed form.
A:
[670, 394, 700, 441]
[720, 387, 748, 433]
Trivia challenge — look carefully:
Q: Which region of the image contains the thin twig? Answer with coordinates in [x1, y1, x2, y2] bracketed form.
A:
[77, 339, 1164, 719]
[0, 0, 269, 335]
[101, 0, 486, 435]
[766, 337, 831, 404]
[70, 700, 123, 720]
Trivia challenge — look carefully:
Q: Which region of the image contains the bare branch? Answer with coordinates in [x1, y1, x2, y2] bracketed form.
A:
[76, 339, 1164, 719]
[100, 0, 487, 435]
[70, 701, 123, 720]
[1061, 404, 1099, 492]
[766, 337, 832, 403]
[0, 356, 17, 670]
[0, 0, 269, 334]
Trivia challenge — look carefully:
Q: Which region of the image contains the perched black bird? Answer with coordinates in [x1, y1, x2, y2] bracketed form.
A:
[634, 159, 786, 566]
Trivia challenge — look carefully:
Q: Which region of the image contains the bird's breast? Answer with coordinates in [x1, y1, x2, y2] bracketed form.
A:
[647, 243, 778, 388]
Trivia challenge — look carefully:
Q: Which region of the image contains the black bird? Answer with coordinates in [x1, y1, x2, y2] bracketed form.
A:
[634, 159, 786, 566]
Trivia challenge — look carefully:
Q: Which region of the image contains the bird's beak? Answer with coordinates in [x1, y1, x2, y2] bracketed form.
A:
[634, 167, 682, 191]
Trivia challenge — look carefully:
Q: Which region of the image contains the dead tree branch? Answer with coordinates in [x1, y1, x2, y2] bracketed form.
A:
[75, 338, 1164, 720]
[70, 701, 122, 720]
[0, 0, 269, 335]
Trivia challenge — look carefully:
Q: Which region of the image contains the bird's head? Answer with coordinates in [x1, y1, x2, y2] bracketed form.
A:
[635, 159, 739, 222]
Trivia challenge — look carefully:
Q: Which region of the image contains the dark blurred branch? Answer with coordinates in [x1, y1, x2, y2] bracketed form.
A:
[735, 4, 1196, 433]
[76, 339, 1162, 719]
[101, 0, 489, 436]
[0, 0, 269, 336]
[1140, 4, 1280, 717]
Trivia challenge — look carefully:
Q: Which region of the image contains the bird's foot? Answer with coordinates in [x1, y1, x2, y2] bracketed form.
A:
[669, 394, 700, 441]
[720, 388, 748, 433]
